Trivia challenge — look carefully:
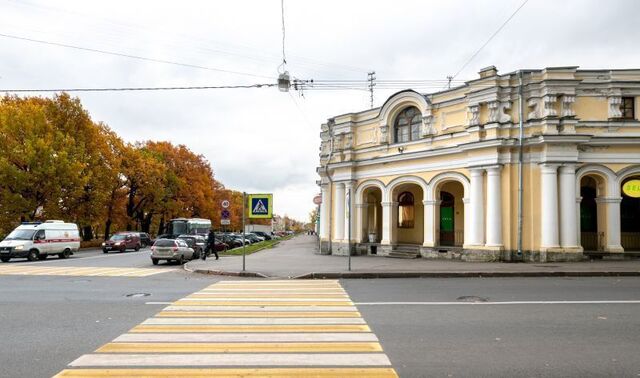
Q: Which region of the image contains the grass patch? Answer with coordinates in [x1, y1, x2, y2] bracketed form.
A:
[221, 235, 295, 256]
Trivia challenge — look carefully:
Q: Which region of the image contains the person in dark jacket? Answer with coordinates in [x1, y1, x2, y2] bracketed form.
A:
[206, 229, 219, 260]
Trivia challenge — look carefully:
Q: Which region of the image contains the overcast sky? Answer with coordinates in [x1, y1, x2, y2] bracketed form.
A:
[1, 0, 638, 221]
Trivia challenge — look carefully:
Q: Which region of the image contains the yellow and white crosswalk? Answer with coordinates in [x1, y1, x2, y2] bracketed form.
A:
[0, 265, 170, 277]
[55, 280, 398, 377]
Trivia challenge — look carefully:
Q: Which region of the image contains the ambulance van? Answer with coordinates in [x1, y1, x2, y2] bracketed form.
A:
[0, 221, 80, 262]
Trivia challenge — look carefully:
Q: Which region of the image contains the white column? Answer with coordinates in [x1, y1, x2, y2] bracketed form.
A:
[423, 200, 436, 247]
[600, 197, 624, 252]
[485, 165, 503, 247]
[540, 163, 560, 249]
[559, 164, 579, 248]
[469, 168, 485, 246]
[344, 181, 355, 242]
[463, 197, 471, 246]
[319, 185, 329, 240]
[334, 182, 345, 241]
[381, 201, 393, 245]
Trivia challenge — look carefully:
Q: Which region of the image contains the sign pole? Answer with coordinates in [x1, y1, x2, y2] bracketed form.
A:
[242, 192, 246, 271]
[347, 187, 352, 271]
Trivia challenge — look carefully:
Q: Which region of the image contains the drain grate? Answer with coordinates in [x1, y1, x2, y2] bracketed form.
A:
[125, 293, 150, 298]
[456, 295, 489, 302]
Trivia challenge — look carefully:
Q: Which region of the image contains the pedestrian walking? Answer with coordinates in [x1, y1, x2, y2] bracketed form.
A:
[206, 229, 219, 260]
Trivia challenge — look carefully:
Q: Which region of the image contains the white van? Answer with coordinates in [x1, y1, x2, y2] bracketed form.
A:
[0, 221, 80, 262]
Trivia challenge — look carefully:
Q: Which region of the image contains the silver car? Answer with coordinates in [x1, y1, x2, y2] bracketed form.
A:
[150, 239, 194, 265]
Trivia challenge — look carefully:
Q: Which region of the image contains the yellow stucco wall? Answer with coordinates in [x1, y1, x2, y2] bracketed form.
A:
[321, 68, 640, 257]
[574, 97, 608, 120]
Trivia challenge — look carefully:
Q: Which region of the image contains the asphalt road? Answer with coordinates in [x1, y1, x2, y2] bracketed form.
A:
[343, 277, 640, 377]
[1, 250, 639, 377]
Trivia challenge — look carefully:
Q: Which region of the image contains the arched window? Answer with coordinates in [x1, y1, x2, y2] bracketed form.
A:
[397, 191, 415, 228]
[394, 106, 422, 143]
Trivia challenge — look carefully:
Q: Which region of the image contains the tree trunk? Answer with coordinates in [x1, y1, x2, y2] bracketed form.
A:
[104, 219, 112, 241]
[158, 215, 165, 236]
[142, 212, 153, 233]
[82, 225, 93, 241]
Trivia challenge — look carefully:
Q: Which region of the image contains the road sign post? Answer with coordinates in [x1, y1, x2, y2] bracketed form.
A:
[242, 192, 246, 271]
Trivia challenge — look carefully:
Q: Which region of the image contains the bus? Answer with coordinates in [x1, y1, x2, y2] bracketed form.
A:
[164, 218, 211, 238]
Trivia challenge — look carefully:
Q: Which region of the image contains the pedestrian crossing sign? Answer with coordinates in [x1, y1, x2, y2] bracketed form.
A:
[248, 194, 273, 219]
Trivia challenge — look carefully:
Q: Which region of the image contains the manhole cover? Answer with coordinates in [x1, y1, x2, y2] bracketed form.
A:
[456, 295, 489, 302]
[125, 293, 150, 298]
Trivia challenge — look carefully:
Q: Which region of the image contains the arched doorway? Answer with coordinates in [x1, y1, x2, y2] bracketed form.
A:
[621, 176, 640, 250]
[391, 183, 424, 245]
[361, 187, 383, 243]
[579, 175, 603, 251]
[435, 181, 465, 247]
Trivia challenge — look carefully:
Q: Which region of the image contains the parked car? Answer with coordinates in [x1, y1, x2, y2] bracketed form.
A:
[150, 238, 194, 265]
[227, 233, 251, 245]
[177, 234, 206, 258]
[219, 234, 242, 249]
[245, 233, 263, 244]
[137, 232, 153, 247]
[0, 221, 80, 262]
[213, 238, 229, 252]
[103, 232, 141, 253]
[252, 231, 272, 240]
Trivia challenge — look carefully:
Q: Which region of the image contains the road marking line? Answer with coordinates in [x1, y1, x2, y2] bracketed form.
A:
[355, 300, 640, 305]
[188, 294, 350, 298]
[69, 353, 393, 367]
[0, 266, 168, 277]
[209, 285, 343, 289]
[113, 333, 379, 343]
[163, 305, 359, 312]
[142, 317, 367, 325]
[55, 368, 399, 377]
[178, 297, 352, 302]
[57, 279, 397, 376]
[97, 342, 383, 353]
[173, 301, 354, 306]
[156, 311, 362, 318]
[129, 324, 372, 333]
[199, 288, 347, 292]
[221, 280, 340, 283]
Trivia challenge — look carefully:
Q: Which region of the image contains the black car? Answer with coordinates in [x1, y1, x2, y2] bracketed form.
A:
[220, 234, 243, 249]
[137, 232, 153, 247]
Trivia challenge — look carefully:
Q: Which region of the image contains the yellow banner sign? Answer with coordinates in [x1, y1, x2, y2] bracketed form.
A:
[622, 179, 640, 198]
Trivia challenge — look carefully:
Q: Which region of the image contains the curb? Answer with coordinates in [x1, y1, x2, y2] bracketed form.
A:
[183, 263, 640, 279]
[293, 271, 640, 279]
[183, 261, 269, 278]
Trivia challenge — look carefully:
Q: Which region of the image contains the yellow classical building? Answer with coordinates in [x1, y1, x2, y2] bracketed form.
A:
[317, 66, 640, 262]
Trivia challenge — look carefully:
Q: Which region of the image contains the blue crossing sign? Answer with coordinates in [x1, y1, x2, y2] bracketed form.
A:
[248, 194, 273, 219]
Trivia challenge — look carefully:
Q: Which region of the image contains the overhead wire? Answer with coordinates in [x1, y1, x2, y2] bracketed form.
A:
[0, 84, 276, 93]
[0, 32, 276, 80]
[447, 0, 530, 82]
[3, 0, 371, 75]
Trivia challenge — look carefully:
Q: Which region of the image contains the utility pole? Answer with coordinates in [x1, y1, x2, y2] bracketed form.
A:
[446, 75, 453, 89]
[347, 187, 352, 271]
[367, 71, 376, 108]
[242, 192, 246, 271]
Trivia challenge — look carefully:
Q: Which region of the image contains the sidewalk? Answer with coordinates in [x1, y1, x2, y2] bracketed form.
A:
[185, 235, 640, 279]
